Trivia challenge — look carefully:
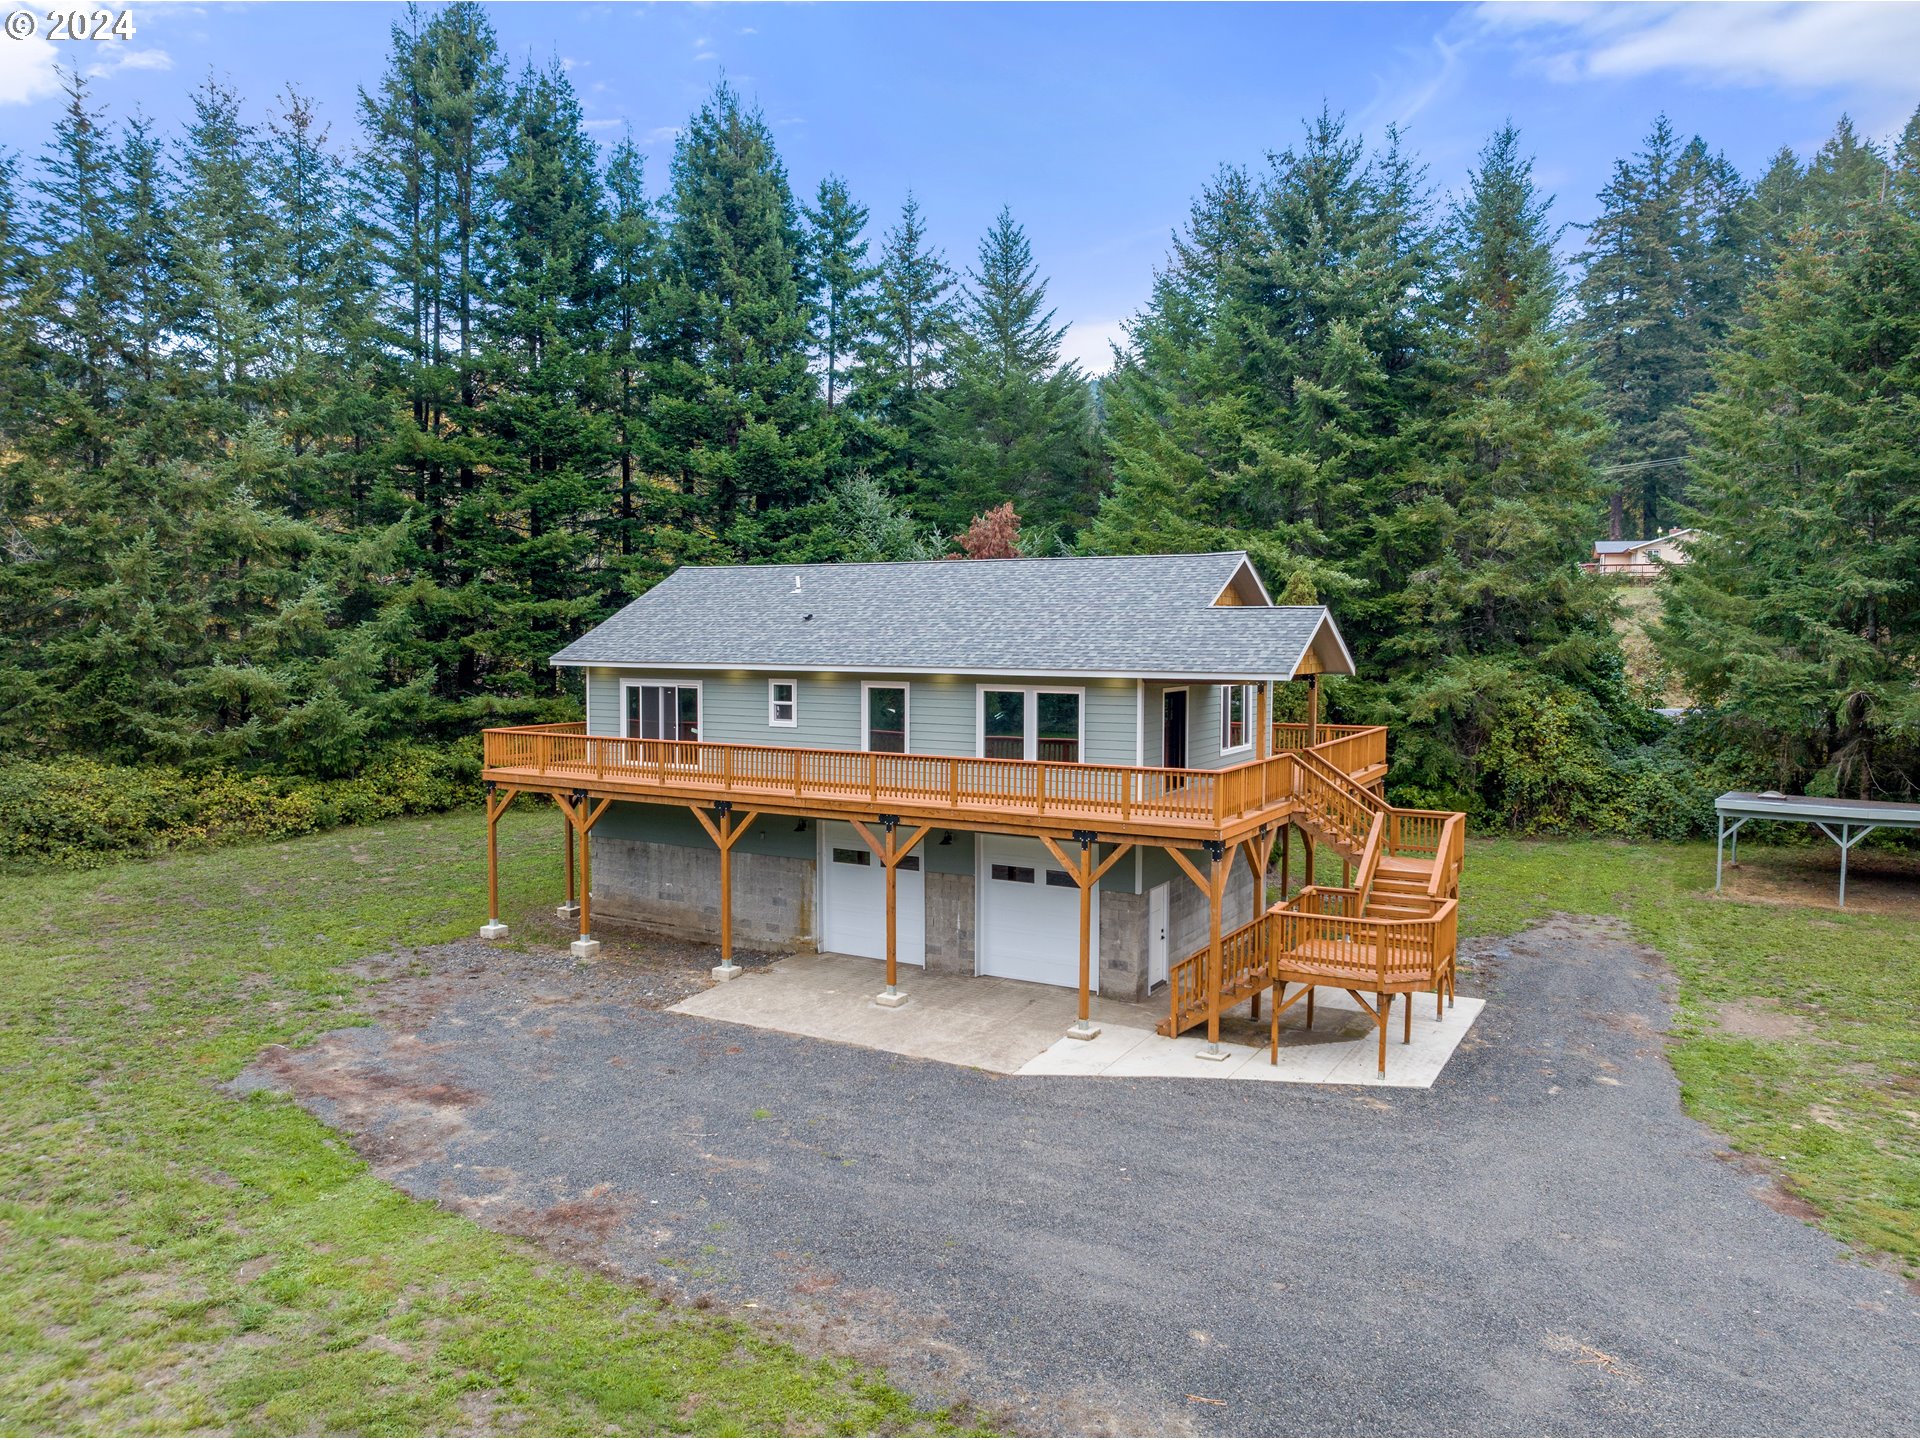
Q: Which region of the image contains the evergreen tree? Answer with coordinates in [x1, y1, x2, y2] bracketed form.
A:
[471, 58, 612, 694]
[1373, 125, 1616, 810]
[602, 132, 667, 571]
[803, 174, 875, 414]
[858, 192, 956, 485]
[922, 206, 1095, 535]
[655, 81, 825, 544]
[1576, 116, 1751, 538]
[1657, 109, 1920, 800]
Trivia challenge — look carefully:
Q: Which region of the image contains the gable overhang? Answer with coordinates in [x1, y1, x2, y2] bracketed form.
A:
[1287, 611, 1357, 679]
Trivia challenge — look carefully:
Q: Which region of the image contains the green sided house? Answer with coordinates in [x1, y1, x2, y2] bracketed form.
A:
[479, 552, 1464, 1066]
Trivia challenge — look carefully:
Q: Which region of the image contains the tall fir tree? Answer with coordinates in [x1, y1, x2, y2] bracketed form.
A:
[1576, 116, 1751, 538]
[1370, 126, 1617, 816]
[601, 132, 667, 573]
[857, 192, 956, 487]
[471, 58, 612, 695]
[655, 81, 825, 548]
[803, 174, 875, 415]
[1657, 104, 1920, 801]
[922, 206, 1095, 537]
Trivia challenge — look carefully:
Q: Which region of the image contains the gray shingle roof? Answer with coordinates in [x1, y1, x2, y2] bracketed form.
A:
[551, 552, 1354, 680]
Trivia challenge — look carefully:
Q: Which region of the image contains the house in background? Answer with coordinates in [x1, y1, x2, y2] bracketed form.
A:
[477, 552, 1464, 1062]
[1586, 528, 1698, 578]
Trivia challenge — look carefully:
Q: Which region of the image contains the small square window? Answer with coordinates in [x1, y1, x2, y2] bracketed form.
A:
[990, 864, 1035, 884]
[1044, 869, 1076, 888]
[769, 679, 798, 727]
[831, 847, 871, 866]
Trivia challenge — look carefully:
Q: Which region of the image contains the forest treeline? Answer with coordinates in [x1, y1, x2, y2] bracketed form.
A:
[1, 1, 1915, 856]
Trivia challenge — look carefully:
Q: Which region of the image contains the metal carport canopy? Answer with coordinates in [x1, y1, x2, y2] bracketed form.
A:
[1715, 791, 1920, 907]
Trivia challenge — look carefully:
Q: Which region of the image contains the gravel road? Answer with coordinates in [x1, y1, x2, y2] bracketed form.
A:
[234, 916, 1920, 1436]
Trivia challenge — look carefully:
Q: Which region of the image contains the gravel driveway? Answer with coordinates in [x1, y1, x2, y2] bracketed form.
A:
[236, 916, 1920, 1436]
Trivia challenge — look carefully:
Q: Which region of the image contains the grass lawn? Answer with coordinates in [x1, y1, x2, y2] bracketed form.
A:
[4, 820, 1915, 1434]
[0, 808, 962, 1435]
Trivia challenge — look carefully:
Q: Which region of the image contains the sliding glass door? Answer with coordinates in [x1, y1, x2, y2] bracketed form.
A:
[625, 683, 699, 742]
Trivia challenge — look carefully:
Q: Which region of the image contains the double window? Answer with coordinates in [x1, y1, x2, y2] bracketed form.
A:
[1220, 683, 1254, 755]
[979, 686, 1083, 762]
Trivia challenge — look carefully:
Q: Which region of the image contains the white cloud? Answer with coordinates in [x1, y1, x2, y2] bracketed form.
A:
[1060, 319, 1129, 377]
[0, 8, 61, 105]
[642, 123, 683, 146]
[84, 47, 172, 81]
[0, 3, 173, 102]
[1478, 1, 1920, 92]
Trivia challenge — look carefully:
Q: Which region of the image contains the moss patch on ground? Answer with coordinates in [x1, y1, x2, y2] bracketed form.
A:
[0, 809, 964, 1435]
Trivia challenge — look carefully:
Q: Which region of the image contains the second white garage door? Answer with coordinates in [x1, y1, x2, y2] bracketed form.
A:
[978, 835, 1094, 990]
[819, 820, 925, 966]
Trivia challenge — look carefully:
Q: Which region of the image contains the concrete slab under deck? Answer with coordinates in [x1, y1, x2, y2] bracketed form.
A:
[667, 952, 1482, 1087]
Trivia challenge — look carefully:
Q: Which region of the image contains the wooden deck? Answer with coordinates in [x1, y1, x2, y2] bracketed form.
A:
[475, 713, 1459, 1056]
[482, 720, 1388, 846]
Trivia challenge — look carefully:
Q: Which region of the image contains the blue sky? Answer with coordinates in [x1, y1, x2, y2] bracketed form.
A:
[3, 2, 1917, 371]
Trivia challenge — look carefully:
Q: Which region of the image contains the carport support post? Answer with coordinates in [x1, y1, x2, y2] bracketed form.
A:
[558, 800, 580, 921]
[689, 803, 761, 981]
[480, 783, 515, 940]
[566, 792, 612, 960]
[1814, 821, 1876, 908]
[853, 816, 929, 1009]
[1041, 832, 1131, 1042]
[1204, 840, 1228, 1058]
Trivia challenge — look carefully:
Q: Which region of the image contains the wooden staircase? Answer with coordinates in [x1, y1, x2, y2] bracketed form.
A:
[1157, 742, 1466, 1040]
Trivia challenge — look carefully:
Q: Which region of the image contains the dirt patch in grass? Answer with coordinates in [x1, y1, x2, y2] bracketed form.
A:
[1709, 998, 1815, 1042]
[1715, 850, 1920, 919]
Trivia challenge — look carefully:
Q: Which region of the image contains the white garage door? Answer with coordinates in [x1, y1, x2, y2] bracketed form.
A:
[979, 836, 1093, 989]
[819, 821, 925, 966]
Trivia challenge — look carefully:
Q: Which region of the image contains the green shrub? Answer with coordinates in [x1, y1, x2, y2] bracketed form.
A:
[0, 742, 480, 871]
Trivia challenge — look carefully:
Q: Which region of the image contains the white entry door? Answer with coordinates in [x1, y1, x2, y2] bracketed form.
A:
[1147, 882, 1171, 989]
[820, 821, 925, 966]
[978, 835, 1092, 989]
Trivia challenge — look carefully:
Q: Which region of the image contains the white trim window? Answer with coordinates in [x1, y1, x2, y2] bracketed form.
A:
[768, 678, 798, 728]
[861, 681, 910, 753]
[976, 684, 1087, 763]
[1220, 683, 1253, 755]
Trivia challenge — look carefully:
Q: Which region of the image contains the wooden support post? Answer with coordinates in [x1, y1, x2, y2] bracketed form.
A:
[561, 793, 613, 959]
[1042, 832, 1133, 1041]
[480, 785, 517, 939]
[1304, 831, 1316, 890]
[1280, 821, 1292, 898]
[851, 817, 931, 1006]
[689, 804, 762, 980]
[1257, 680, 1270, 761]
[560, 799, 578, 919]
[1307, 672, 1321, 747]
[1205, 842, 1228, 1054]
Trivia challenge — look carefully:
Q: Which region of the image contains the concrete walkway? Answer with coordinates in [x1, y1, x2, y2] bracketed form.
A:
[668, 952, 1480, 1086]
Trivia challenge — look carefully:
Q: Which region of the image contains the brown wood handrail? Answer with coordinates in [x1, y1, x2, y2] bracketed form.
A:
[482, 725, 1306, 829]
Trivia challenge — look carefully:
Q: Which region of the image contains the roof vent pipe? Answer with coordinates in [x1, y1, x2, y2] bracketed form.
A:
[792, 575, 803, 594]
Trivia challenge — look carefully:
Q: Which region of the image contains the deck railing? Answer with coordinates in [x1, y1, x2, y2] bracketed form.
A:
[484, 721, 1313, 829]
